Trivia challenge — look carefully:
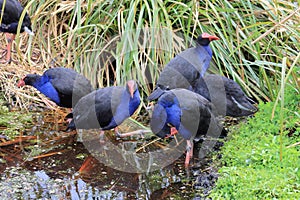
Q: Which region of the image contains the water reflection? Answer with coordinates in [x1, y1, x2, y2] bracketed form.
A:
[0, 163, 185, 200]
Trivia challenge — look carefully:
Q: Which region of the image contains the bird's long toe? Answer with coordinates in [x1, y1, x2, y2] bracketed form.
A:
[99, 130, 106, 144]
[116, 129, 151, 138]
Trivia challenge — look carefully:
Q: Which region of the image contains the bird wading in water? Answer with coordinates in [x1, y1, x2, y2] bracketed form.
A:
[66, 80, 141, 138]
[150, 89, 222, 167]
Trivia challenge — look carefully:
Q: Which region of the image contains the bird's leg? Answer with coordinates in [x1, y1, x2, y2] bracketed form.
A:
[185, 140, 194, 168]
[5, 33, 15, 63]
[66, 117, 73, 124]
[99, 130, 106, 143]
[0, 34, 9, 59]
[114, 127, 120, 137]
[65, 108, 73, 124]
[116, 129, 152, 138]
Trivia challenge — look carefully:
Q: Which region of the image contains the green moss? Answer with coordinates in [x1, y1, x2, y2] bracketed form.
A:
[0, 97, 33, 139]
[210, 86, 300, 199]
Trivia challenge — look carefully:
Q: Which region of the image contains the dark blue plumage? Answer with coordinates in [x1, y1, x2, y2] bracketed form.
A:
[17, 67, 93, 108]
[150, 89, 222, 166]
[148, 33, 219, 101]
[66, 80, 140, 134]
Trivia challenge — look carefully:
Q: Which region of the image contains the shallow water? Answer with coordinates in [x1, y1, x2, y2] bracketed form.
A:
[0, 109, 223, 199]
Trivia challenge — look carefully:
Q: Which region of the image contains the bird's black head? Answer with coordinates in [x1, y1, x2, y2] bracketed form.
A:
[147, 85, 169, 101]
[197, 33, 220, 46]
[17, 74, 41, 87]
[150, 103, 170, 138]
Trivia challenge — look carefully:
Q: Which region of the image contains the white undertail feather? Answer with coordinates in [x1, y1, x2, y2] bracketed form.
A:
[231, 96, 254, 111]
[24, 27, 34, 36]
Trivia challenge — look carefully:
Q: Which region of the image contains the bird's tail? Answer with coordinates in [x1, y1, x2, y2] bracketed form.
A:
[24, 27, 34, 36]
[65, 112, 73, 119]
[147, 87, 166, 101]
[231, 96, 258, 114]
[65, 112, 75, 132]
[65, 120, 76, 132]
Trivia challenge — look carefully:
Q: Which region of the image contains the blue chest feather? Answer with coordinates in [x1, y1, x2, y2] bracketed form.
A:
[104, 89, 141, 130]
[202, 45, 213, 57]
[129, 90, 141, 115]
[163, 99, 195, 140]
[197, 45, 213, 76]
[33, 76, 60, 105]
[163, 98, 181, 130]
[161, 97, 194, 140]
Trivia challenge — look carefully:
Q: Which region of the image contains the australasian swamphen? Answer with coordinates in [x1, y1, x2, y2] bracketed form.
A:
[0, 0, 33, 63]
[192, 74, 257, 117]
[66, 80, 141, 137]
[17, 67, 94, 108]
[150, 88, 222, 167]
[148, 33, 219, 101]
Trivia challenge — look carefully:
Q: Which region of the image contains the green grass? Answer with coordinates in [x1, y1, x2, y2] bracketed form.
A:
[209, 85, 300, 199]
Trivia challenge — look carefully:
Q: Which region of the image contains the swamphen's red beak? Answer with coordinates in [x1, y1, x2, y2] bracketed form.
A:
[127, 80, 135, 98]
[17, 79, 25, 87]
[201, 33, 220, 41]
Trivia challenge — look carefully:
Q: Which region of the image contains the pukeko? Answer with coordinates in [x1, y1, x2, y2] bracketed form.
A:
[0, 0, 33, 63]
[66, 80, 141, 137]
[150, 88, 222, 167]
[148, 33, 219, 101]
[17, 67, 94, 108]
[192, 74, 257, 117]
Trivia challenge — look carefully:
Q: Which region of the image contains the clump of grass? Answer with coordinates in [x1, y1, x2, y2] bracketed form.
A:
[5, 0, 298, 109]
[209, 85, 300, 199]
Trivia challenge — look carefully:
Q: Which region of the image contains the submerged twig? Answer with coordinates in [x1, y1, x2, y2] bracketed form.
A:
[0, 136, 37, 147]
[31, 151, 63, 160]
[135, 137, 161, 153]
